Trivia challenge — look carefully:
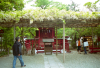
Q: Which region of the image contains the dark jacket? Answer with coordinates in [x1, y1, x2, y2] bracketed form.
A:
[13, 41, 22, 56]
[83, 38, 87, 42]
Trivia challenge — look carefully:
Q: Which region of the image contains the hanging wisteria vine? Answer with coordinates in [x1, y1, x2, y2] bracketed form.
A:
[0, 8, 100, 24]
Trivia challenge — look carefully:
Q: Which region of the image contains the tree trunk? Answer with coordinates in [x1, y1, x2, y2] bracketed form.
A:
[1, 37, 2, 52]
[75, 33, 76, 43]
[29, 28, 36, 55]
[6, 41, 8, 52]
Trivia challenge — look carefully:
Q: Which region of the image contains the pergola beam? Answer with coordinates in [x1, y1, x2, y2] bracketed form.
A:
[0, 20, 100, 28]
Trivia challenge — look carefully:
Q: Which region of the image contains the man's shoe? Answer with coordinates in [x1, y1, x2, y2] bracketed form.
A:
[21, 65, 26, 67]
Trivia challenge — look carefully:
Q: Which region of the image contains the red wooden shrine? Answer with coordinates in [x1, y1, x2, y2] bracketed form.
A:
[25, 28, 70, 54]
[89, 36, 100, 53]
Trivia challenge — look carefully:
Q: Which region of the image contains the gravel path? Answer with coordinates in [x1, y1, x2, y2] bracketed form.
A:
[0, 54, 44, 68]
[57, 51, 100, 68]
[0, 50, 100, 68]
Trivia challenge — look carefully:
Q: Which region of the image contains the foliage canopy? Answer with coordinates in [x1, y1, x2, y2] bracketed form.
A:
[0, 0, 24, 11]
[34, 0, 52, 9]
[48, 1, 69, 10]
[84, 0, 99, 12]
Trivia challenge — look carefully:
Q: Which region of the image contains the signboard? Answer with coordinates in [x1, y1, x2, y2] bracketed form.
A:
[0, 30, 4, 33]
[43, 39, 54, 42]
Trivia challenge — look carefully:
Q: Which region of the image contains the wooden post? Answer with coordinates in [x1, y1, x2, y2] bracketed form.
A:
[8, 48, 9, 56]
[63, 23, 65, 63]
[92, 27, 94, 47]
[52, 28, 53, 38]
[22, 27, 25, 55]
[39, 28, 40, 47]
[56, 27, 58, 56]
[1, 37, 2, 52]
[14, 25, 15, 43]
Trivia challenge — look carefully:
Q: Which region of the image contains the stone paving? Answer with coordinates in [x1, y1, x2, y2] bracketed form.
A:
[44, 54, 65, 68]
[0, 50, 100, 68]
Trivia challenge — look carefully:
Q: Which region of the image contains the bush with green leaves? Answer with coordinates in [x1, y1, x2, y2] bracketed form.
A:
[0, 51, 7, 57]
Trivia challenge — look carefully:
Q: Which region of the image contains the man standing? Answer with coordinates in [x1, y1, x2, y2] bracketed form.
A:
[13, 37, 26, 68]
[83, 35, 87, 54]
[77, 38, 81, 54]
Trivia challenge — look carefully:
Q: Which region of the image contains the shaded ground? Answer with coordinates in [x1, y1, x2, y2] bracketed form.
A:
[0, 50, 100, 68]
